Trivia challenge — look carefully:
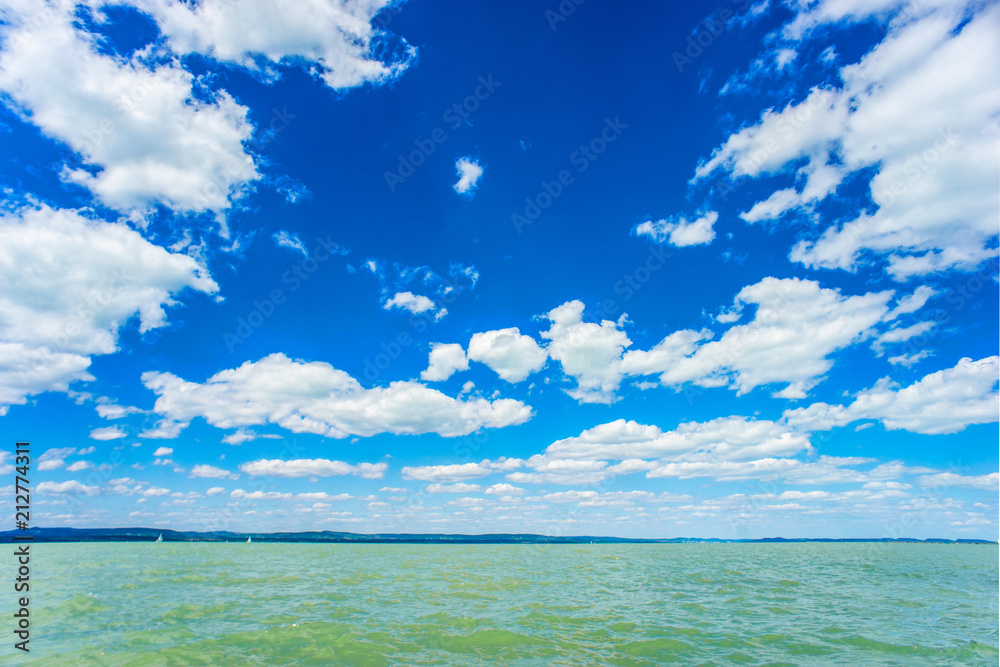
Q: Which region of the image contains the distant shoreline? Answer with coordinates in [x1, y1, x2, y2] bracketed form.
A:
[1, 527, 995, 545]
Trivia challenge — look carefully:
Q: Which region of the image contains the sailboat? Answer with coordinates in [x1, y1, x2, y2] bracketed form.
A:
[246, 536, 251, 544]
[155, 533, 162, 543]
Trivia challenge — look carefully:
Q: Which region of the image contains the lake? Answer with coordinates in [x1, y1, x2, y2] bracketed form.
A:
[4, 542, 998, 665]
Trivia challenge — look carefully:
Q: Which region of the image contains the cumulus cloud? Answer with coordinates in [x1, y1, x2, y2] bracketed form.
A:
[136, 0, 414, 90]
[484, 483, 526, 495]
[401, 458, 522, 482]
[544, 416, 810, 461]
[783, 356, 1000, 435]
[153, 447, 174, 457]
[96, 402, 144, 420]
[221, 429, 282, 445]
[142, 353, 532, 440]
[189, 464, 232, 479]
[421, 343, 469, 382]
[646, 455, 876, 485]
[239, 458, 388, 479]
[416, 276, 935, 406]
[90, 426, 125, 441]
[450, 277, 899, 405]
[366, 261, 477, 321]
[540, 301, 631, 403]
[633, 211, 717, 247]
[230, 489, 292, 501]
[384, 291, 435, 314]
[916, 472, 999, 490]
[0, 2, 258, 219]
[383, 291, 447, 320]
[297, 492, 354, 501]
[507, 458, 614, 486]
[695, 0, 1000, 280]
[872, 321, 935, 356]
[425, 482, 482, 493]
[557, 490, 655, 508]
[453, 157, 483, 194]
[467, 328, 548, 383]
[37, 480, 98, 495]
[37, 447, 77, 471]
[0, 204, 218, 414]
[621, 277, 892, 398]
[885, 285, 937, 320]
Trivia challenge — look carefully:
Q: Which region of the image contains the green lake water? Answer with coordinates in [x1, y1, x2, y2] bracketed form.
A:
[2, 542, 997, 665]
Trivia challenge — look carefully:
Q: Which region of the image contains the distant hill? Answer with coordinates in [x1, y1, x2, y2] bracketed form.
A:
[0, 527, 995, 544]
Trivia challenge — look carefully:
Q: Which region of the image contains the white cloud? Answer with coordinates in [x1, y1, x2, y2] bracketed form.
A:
[0, 204, 217, 414]
[622, 277, 892, 398]
[617, 328, 712, 383]
[916, 472, 999, 490]
[0, 342, 90, 418]
[885, 285, 937, 320]
[137, 0, 414, 90]
[65, 460, 91, 472]
[421, 343, 469, 382]
[545, 416, 810, 461]
[739, 158, 843, 224]
[872, 321, 935, 355]
[401, 458, 522, 482]
[508, 458, 613, 486]
[541, 490, 600, 503]
[646, 455, 875, 485]
[608, 459, 658, 475]
[887, 350, 933, 367]
[453, 157, 483, 194]
[0, 3, 258, 218]
[153, 447, 174, 457]
[37, 480, 98, 495]
[783, 356, 999, 435]
[484, 483, 526, 495]
[220, 429, 282, 445]
[239, 458, 387, 479]
[230, 489, 291, 501]
[862, 480, 912, 491]
[367, 262, 478, 319]
[579, 490, 656, 508]
[698, 1, 1000, 280]
[633, 211, 717, 247]
[297, 492, 354, 502]
[142, 353, 533, 439]
[90, 426, 125, 441]
[540, 301, 631, 403]
[139, 420, 188, 440]
[37, 446, 78, 471]
[384, 291, 436, 315]
[205, 486, 226, 496]
[502, 278, 894, 404]
[467, 328, 547, 383]
[272, 230, 308, 257]
[876, 321, 936, 344]
[189, 464, 232, 479]
[96, 402, 143, 419]
[425, 482, 482, 493]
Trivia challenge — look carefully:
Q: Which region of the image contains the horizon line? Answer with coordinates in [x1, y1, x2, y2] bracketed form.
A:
[2, 526, 996, 544]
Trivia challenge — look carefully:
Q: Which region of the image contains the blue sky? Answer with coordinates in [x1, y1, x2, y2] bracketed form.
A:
[0, 0, 997, 539]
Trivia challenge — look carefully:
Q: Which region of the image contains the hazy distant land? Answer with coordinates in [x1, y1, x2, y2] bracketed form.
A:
[1, 527, 994, 544]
